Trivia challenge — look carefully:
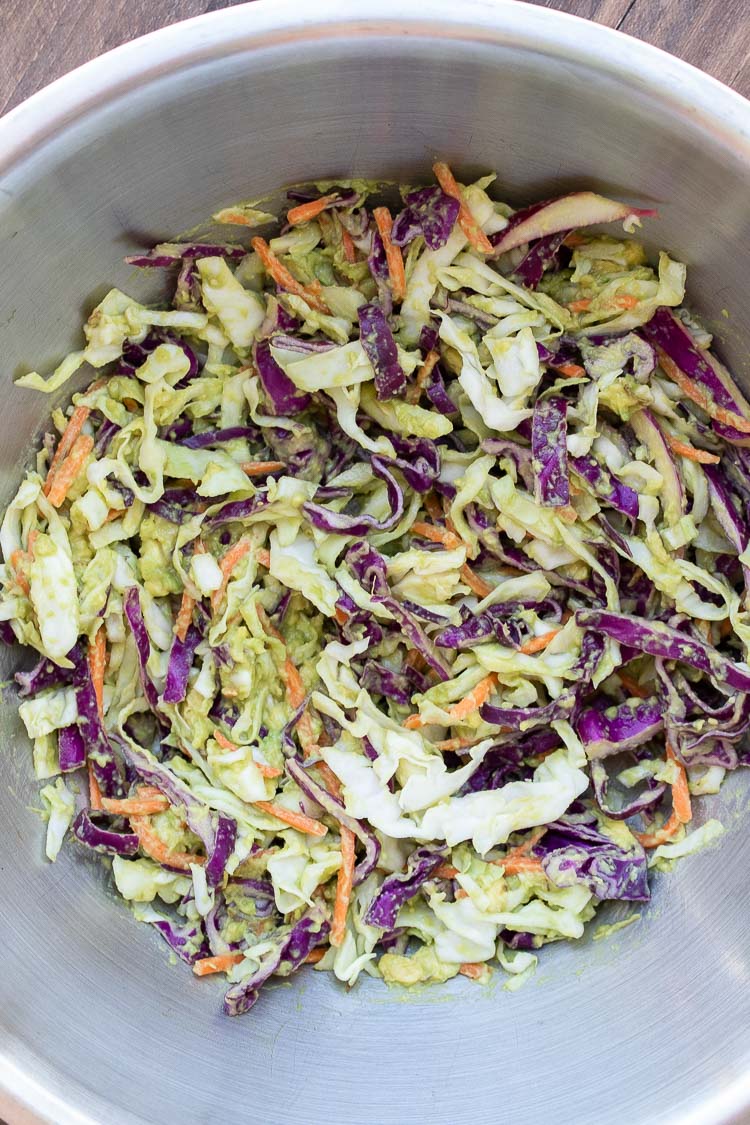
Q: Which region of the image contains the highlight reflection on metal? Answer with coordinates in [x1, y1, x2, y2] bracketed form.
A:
[1, 2, 749, 1122]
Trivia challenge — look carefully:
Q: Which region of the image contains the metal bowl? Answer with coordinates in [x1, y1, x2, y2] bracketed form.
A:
[1, 3, 749, 1122]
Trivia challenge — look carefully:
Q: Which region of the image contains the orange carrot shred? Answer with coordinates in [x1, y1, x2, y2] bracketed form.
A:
[130, 815, 206, 869]
[175, 591, 196, 643]
[635, 744, 692, 848]
[656, 347, 750, 434]
[251, 237, 330, 313]
[434, 863, 458, 879]
[432, 162, 493, 254]
[562, 231, 587, 248]
[519, 629, 561, 655]
[46, 433, 94, 508]
[501, 855, 545, 875]
[88, 763, 103, 811]
[101, 794, 171, 816]
[211, 538, 252, 612]
[612, 294, 640, 310]
[618, 672, 650, 700]
[460, 564, 493, 598]
[406, 349, 440, 405]
[256, 548, 271, 568]
[404, 673, 497, 730]
[213, 730, 282, 778]
[424, 492, 443, 521]
[334, 605, 349, 626]
[253, 801, 327, 837]
[553, 362, 587, 378]
[43, 404, 91, 495]
[89, 629, 107, 718]
[411, 520, 463, 550]
[240, 460, 286, 476]
[667, 743, 692, 824]
[193, 953, 245, 977]
[331, 826, 356, 947]
[373, 207, 406, 302]
[459, 962, 487, 980]
[666, 436, 721, 465]
[567, 298, 592, 313]
[287, 193, 339, 226]
[340, 226, 356, 263]
[305, 946, 328, 964]
[634, 810, 681, 849]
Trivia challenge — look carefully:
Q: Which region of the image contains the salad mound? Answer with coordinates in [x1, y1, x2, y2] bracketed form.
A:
[5, 165, 748, 1014]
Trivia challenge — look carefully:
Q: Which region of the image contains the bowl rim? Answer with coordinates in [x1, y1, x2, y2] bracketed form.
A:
[1, 2, 749, 1123]
[1, 0, 749, 178]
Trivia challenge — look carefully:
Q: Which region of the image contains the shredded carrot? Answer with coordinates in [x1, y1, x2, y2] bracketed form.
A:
[287, 193, 338, 226]
[240, 460, 286, 476]
[46, 433, 94, 508]
[455, 888, 469, 900]
[213, 730, 282, 778]
[193, 953, 245, 977]
[340, 226, 356, 263]
[567, 298, 592, 313]
[496, 827, 547, 875]
[667, 743, 692, 824]
[719, 617, 733, 639]
[88, 763, 103, 811]
[434, 863, 458, 879]
[251, 237, 329, 313]
[502, 855, 545, 875]
[634, 810, 681, 849]
[101, 793, 171, 816]
[331, 826, 356, 947]
[411, 521, 463, 550]
[405, 673, 497, 730]
[666, 436, 721, 465]
[562, 231, 587, 248]
[434, 737, 482, 752]
[411, 520, 463, 550]
[424, 492, 443, 521]
[334, 605, 349, 626]
[553, 362, 586, 378]
[129, 815, 206, 869]
[211, 538, 252, 612]
[305, 946, 328, 964]
[459, 962, 486, 980]
[315, 760, 342, 796]
[612, 293, 640, 310]
[175, 591, 196, 643]
[253, 801, 327, 837]
[656, 348, 750, 434]
[9, 548, 31, 594]
[43, 404, 91, 495]
[432, 162, 493, 254]
[406, 350, 440, 405]
[122, 397, 140, 412]
[257, 605, 317, 753]
[519, 628, 561, 655]
[635, 743, 692, 847]
[88, 628, 107, 718]
[372, 207, 406, 302]
[618, 672, 650, 699]
[256, 548, 271, 568]
[460, 564, 493, 598]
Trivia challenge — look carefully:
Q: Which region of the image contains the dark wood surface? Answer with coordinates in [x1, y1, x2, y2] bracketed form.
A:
[1, 0, 748, 117]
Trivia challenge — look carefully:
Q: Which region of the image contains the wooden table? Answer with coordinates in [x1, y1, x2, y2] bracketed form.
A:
[2, 0, 748, 116]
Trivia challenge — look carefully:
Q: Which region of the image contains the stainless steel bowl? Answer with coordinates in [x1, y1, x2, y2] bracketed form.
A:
[2, 3, 750, 1122]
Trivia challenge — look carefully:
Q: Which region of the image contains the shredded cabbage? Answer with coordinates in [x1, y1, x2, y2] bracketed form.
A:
[5, 167, 743, 1016]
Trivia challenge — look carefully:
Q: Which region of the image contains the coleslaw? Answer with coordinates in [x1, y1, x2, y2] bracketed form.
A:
[4, 165, 745, 1014]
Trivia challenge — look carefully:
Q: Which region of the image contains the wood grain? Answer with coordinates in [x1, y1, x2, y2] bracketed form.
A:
[0, 0, 748, 116]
